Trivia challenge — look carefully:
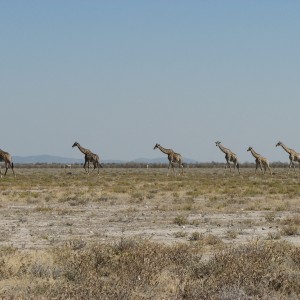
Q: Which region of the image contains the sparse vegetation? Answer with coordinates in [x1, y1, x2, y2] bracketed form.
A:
[0, 239, 298, 299]
[0, 167, 299, 298]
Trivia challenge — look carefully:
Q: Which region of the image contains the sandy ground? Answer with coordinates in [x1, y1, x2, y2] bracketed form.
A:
[0, 167, 299, 251]
[0, 197, 299, 251]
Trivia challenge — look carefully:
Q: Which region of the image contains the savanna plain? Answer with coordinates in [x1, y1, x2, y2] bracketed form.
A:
[0, 167, 300, 299]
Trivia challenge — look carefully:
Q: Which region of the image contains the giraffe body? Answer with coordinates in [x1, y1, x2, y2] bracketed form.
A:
[215, 141, 240, 174]
[153, 143, 183, 176]
[276, 141, 300, 173]
[247, 147, 272, 175]
[72, 142, 102, 175]
[0, 149, 15, 177]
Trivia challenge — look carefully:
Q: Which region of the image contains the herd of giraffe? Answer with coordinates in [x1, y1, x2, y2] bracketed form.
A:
[215, 141, 300, 175]
[0, 141, 299, 177]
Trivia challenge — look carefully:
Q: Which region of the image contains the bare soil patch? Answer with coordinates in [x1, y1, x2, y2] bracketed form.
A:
[0, 167, 299, 250]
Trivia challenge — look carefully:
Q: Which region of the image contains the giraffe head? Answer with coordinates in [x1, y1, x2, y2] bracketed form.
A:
[276, 141, 282, 147]
[247, 147, 253, 152]
[215, 141, 221, 146]
[72, 142, 79, 148]
[153, 143, 160, 150]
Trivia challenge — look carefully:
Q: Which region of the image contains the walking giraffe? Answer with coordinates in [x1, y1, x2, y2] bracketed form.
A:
[276, 141, 300, 173]
[153, 143, 184, 176]
[0, 148, 15, 178]
[72, 142, 102, 175]
[247, 147, 272, 175]
[215, 141, 240, 174]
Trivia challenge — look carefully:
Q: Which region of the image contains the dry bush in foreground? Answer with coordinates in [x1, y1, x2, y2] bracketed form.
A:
[0, 240, 299, 299]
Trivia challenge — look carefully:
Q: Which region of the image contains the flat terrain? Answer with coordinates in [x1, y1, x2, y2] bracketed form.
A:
[0, 167, 299, 250]
[1, 167, 300, 299]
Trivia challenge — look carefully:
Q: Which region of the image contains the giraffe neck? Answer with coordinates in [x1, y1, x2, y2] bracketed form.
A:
[218, 144, 230, 154]
[76, 144, 90, 155]
[250, 148, 260, 159]
[158, 145, 173, 155]
[279, 143, 292, 155]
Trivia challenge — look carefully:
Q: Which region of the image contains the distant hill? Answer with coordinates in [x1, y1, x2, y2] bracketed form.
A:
[12, 155, 198, 164]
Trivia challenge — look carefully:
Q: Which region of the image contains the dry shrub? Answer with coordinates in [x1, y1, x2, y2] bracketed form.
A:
[202, 233, 223, 245]
[281, 225, 299, 236]
[181, 241, 300, 299]
[0, 240, 299, 299]
[189, 232, 201, 241]
[47, 239, 192, 299]
[280, 215, 300, 236]
[173, 215, 188, 226]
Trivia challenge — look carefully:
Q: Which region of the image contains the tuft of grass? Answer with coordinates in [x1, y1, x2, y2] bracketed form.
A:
[281, 225, 299, 236]
[264, 211, 277, 222]
[174, 231, 188, 238]
[225, 229, 238, 239]
[189, 232, 201, 241]
[173, 215, 188, 226]
[33, 205, 53, 212]
[280, 215, 300, 236]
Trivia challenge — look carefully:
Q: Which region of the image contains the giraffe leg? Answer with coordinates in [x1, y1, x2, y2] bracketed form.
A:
[89, 160, 96, 174]
[232, 160, 237, 175]
[172, 163, 176, 176]
[10, 162, 15, 177]
[93, 162, 99, 175]
[289, 161, 296, 174]
[4, 163, 10, 176]
[224, 159, 229, 174]
[236, 162, 240, 175]
[265, 164, 271, 175]
[288, 160, 292, 174]
[83, 160, 89, 174]
[167, 162, 171, 176]
[267, 164, 272, 175]
[90, 162, 99, 175]
[180, 162, 184, 176]
[90, 164, 95, 174]
[255, 162, 259, 174]
[224, 162, 228, 175]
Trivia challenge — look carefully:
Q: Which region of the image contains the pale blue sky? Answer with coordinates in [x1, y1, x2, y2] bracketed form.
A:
[1, 1, 300, 162]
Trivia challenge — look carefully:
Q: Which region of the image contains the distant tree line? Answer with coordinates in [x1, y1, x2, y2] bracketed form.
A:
[14, 161, 290, 169]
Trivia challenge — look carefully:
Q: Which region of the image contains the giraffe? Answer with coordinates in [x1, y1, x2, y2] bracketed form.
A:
[72, 142, 102, 175]
[276, 141, 300, 173]
[215, 141, 240, 174]
[153, 143, 184, 176]
[247, 147, 272, 175]
[0, 148, 15, 177]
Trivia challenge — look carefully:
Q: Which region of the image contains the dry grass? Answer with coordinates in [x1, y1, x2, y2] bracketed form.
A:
[0, 240, 299, 299]
[0, 167, 299, 298]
